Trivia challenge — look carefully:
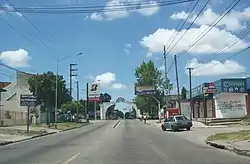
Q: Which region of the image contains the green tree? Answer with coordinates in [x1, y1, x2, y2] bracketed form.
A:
[28, 71, 71, 124]
[100, 92, 111, 102]
[61, 101, 84, 114]
[134, 60, 173, 116]
[181, 87, 187, 99]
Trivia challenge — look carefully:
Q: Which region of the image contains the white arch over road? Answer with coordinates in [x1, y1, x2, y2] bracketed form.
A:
[99, 101, 140, 120]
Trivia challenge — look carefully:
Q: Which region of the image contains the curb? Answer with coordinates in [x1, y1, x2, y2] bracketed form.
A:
[206, 141, 250, 157]
[0, 122, 92, 146]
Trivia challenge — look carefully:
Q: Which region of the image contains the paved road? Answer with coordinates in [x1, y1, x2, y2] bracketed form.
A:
[0, 120, 249, 164]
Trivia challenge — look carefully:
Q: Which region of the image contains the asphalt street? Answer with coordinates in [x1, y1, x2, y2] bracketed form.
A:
[0, 120, 249, 164]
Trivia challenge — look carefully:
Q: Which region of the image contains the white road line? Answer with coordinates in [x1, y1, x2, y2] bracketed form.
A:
[61, 152, 80, 164]
[115, 120, 122, 128]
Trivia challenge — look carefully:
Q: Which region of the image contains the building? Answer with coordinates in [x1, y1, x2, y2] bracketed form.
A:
[186, 78, 250, 119]
[0, 71, 40, 126]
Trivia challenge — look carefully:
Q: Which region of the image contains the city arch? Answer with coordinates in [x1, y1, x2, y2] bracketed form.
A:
[99, 97, 140, 120]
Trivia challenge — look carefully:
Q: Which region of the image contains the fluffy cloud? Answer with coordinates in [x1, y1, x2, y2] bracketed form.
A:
[0, 4, 22, 17]
[185, 58, 245, 76]
[140, 25, 248, 55]
[86, 0, 159, 21]
[170, 7, 250, 32]
[0, 49, 30, 67]
[94, 72, 126, 89]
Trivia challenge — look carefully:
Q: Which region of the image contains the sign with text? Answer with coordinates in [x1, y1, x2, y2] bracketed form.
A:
[134, 85, 156, 95]
[20, 94, 37, 106]
[222, 79, 246, 93]
[203, 82, 217, 94]
[88, 82, 100, 102]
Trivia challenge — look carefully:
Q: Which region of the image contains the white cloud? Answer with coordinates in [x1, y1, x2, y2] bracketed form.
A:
[140, 25, 248, 55]
[136, 1, 159, 16]
[185, 58, 245, 76]
[0, 4, 22, 17]
[170, 7, 250, 32]
[94, 72, 126, 89]
[89, 13, 104, 20]
[0, 49, 30, 67]
[86, 0, 159, 21]
[124, 43, 132, 55]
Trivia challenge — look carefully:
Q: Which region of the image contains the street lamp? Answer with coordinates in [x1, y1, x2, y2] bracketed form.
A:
[55, 52, 83, 128]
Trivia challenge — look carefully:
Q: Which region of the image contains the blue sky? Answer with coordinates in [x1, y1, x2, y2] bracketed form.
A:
[0, 0, 250, 102]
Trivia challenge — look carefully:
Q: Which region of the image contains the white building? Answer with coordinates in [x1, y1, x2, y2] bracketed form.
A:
[0, 71, 40, 126]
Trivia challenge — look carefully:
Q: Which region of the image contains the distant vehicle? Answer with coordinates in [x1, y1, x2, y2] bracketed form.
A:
[161, 115, 192, 131]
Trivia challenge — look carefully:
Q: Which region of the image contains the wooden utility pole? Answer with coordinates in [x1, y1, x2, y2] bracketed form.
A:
[186, 67, 194, 121]
[174, 55, 181, 114]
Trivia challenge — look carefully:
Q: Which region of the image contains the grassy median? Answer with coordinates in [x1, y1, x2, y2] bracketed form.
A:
[35, 122, 90, 131]
[207, 130, 250, 142]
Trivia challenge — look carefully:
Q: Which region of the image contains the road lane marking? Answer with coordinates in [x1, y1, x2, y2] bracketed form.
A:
[113, 119, 122, 128]
[61, 152, 80, 164]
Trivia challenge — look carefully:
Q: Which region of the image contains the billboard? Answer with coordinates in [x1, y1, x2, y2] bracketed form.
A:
[88, 82, 100, 102]
[134, 85, 156, 95]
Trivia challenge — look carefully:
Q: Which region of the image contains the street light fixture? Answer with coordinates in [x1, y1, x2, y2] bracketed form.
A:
[55, 52, 83, 128]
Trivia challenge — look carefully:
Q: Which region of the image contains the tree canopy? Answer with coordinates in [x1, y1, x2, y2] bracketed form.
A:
[28, 71, 72, 108]
[133, 60, 173, 116]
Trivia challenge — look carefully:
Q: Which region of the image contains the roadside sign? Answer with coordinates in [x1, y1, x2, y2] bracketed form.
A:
[88, 82, 100, 102]
[203, 82, 217, 94]
[134, 85, 156, 95]
[20, 94, 37, 106]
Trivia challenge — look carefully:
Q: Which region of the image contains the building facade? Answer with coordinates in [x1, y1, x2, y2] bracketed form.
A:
[186, 78, 250, 119]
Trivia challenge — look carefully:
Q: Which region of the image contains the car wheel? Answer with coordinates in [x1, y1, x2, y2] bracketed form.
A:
[186, 127, 191, 131]
[161, 125, 166, 131]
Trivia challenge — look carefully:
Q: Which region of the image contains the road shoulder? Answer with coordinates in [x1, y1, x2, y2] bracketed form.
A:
[0, 121, 93, 146]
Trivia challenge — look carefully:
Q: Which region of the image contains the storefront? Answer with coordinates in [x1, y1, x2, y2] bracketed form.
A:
[213, 78, 247, 118]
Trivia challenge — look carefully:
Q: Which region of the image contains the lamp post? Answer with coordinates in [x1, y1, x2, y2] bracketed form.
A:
[55, 52, 83, 128]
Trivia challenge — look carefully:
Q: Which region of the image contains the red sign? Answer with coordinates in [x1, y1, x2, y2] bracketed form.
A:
[88, 97, 100, 102]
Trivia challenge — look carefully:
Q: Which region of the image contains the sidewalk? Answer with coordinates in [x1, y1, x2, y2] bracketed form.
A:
[0, 121, 96, 146]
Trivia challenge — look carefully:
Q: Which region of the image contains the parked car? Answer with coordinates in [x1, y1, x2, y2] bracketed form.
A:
[161, 115, 192, 131]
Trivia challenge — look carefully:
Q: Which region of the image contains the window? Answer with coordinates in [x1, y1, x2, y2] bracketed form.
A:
[175, 116, 187, 121]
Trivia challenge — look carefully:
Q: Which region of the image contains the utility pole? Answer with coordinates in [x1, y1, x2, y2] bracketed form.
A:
[69, 63, 77, 98]
[163, 45, 168, 116]
[76, 81, 79, 117]
[174, 55, 181, 114]
[86, 83, 89, 122]
[186, 67, 194, 121]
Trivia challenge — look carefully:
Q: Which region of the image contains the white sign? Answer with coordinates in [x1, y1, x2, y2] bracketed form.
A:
[88, 82, 100, 98]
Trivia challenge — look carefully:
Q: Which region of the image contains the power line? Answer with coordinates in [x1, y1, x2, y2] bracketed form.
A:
[5, 0, 53, 45]
[194, 46, 250, 75]
[167, 0, 210, 55]
[166, 0, 210, 74]
[0, 16, 39, 47]
[0, 0, 196, 14]
[176, 0, 241, 58]
[192, 26, 250, 70]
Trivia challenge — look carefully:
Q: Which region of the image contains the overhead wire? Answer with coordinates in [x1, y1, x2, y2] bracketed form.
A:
[0, 0, 196, 14]
[192, 45, 250, 75]
[167, 0, 211, 74]
[163, 0, 195, 72]
[175, 0, 241, 59]
[5, 0, 54, 45]
[192, 25, 250, 70]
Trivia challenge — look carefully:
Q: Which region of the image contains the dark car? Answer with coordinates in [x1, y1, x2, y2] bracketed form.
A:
[161, 115, 192, 131]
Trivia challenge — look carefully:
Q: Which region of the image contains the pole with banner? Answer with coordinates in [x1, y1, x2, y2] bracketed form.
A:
[88, 82, 100, 120]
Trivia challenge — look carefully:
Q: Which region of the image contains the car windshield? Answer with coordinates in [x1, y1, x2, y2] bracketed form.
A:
[175, 116, 188, 120]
